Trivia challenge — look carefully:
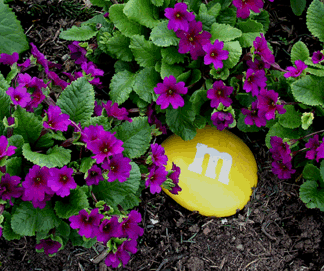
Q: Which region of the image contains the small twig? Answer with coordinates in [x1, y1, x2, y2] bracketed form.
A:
[261, 221, 277, 241]
[90, 248, 109, 264]
[156, 254, 188, 271]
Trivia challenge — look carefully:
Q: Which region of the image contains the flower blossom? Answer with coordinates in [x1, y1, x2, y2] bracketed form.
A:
[305, 134, 320, 160]
[211, 111, 234, 131]
[95, 216, 122, 244]
[168, 162, 182, 195]
[146, 166, 168, 194]
[85, 164, 105, 186]
[101, 154, 132, 183]
[203, 40, 229, 70]
[241, 100, 267, 127]
[0, 52, 19, 66]
[284, 60, 307, 78]
[164, 2, 195, 32]
[68, 41, 87, 65]
[253, 34, 275, 64]
[207, 80, 233, 108]
[48, 166, 77, 197]
[257, 89, 286, 120]
[35, 238, 62, 256]
[103, 101, 132, 122]
[243, 69, 267, 97]
[149, 144, 168, 167]
[6, 86, 32, 108]
[269, 136, 291, 164]
[105, 239, 137, 268]
[43, 105, 71, 132]
[312, 51, 324, 64]
[120, 210, 144, 240]
[0, 135, 16, 162]
[0, 173, 23, 206]
[232, 0, 264, 19]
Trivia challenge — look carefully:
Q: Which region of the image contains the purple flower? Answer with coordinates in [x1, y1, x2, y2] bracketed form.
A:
[103, 12, 109, 18]
[211, 111, 234, 131]
[312, 51, 324, 64]
[154, 75, 188, 109]
[207, 80, 233, 108]
[69, 208, 104, 238]
[28, 89, 46, 109]
[145, 166, 168, 194]
[232, 0, 264, 19]
[0, 135, 16, 162]
[0, 52, 19, 66]
[147, 104, 167, 134]
[68, 41, 87, 65]
[0, 173, 23, 206]
[48, 166, 77, 197]
[83, 125, 106, 145]
[6, 86, 32, 108]
[243, 69, 267, 97]
[316, 139, 324, 162]
[246, 58, 271, 72]
[28, 193, 54, 209]
[164, 2, 195, 32]
[284, 60, 307, 78]
[95, 216, 122, 244]
[202, 40, 229, 70]
[85, 164, 105, 186]
[30, 43, 50, 72]
[120, 210, 144, 240]
[305, 134, 320, 160]
[0, 226, 2, 238]
[48, 71, 69, 89]
[81, 61, 104, 77]
[103, 101, 132, 122]
[105, 239, 137, 268]
[150, 144, 168, 167]
[21, 165, 54, 203]
[87, 131, 124, 164]
[35, 238, 62, 256]
[168, 162, 182, 195]
[269, 136, 291, 163]
[102, 154, 132, 183]
[271, 160, 296, 179]
[257, 88, 286, 120]
[18, 59, 31, 70]
[241, 100, 267, 127]
[253, 34, 275, 64]
[43, 105, 71, 132]
[94, 101, 103, 116]
[176, 20, 212, 60]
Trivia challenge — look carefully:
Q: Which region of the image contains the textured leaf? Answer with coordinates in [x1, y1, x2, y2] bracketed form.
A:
[59, 25, 98, 41]
[210, 23, 242, 42]
[0, 0, 29, 54]
[300, 180, 324, 210]
[189, 86, 208, 115]
[150, 21, 179, 47]
[236, 19, 263, 48]
[278, 105, 302, 129]
[183, 0, 201, 13]
[306, 0, 324, 43]
[222, 41, 242, 69]
[291, 0, 306, 16]
[116, 117, 152, 158]
[7, 134, 24, 157]
[160, 60, 185, 79]
[133, 67, 160, 103]
[6, 157, 21, 177]
[109, 70, 136, 105]
[130, 35, 162, 68]
[54, 187, 89, 219]
[207, 2, 221, 17]
[84, 115, 111, 131]
[303, 164, 322, 181]
[197, 12, 216, 32]
[151, 0, 164, 6]
[2, 211, 22, 241]
[56, 77, 95, 127]
[79, 157, 96, 174]
[291, 41, 309, 63]
[251, 10, 270, 32]
[216, 6, 236, 26]
[305, 67, 324, 77]
[291, 75, 324, 106]
[161, 47, 185, 65]
[69, 228, 97, 247]
[301, 112, 314, 130]
[0, 72, 12, 122]
[22, 143, 72, 168]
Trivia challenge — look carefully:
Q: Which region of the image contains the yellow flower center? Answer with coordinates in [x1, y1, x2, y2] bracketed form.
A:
[104, 148, 108, 153]
[189, 37, 194, 42]
[211, 53, 215, 57]
[15, 97, 19, 101]
[168, 89, 173, 95]
[63, 176, 67, 181]
[176, 13, 180, 18]
[217, 90, 222, 95]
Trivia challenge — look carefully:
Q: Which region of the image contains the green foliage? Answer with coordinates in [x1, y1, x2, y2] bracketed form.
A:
[222, 41, 242, 69]
[210, 23, 242, 42]
[278, 105, 302, 129]
[301, 112, 314, 130]
[290, 0, 307, 16]
[59, 25, 98, 41]
[7, 134, 24, 157]
[302, 164, 323, 182]
[5, 157, 22, 177]
[306, 0, 324, 43]
[161, 47, 185, 65]
[290, 41, 309, 63]
[236, 19, 263, 48]
[0, 73, 12, 122]
[150, 21, 179, 47]
[109, 70, 136, 105]
[2, 211, 22, 241]
[300, 180, 324, 211]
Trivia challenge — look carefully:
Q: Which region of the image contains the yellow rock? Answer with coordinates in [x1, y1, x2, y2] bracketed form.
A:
[161, 126, 258, 217]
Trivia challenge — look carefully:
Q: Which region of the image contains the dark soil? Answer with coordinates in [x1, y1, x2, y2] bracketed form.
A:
[1, 0, 324, 271]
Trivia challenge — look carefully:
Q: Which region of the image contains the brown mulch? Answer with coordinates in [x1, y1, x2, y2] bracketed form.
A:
[1, 0, 324, 271]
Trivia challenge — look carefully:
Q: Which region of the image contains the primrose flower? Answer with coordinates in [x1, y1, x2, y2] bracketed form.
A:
[284, 60, 307, 78]
[85, 164, 105, 186]
[305, 134, 320, 160]
[246, 58, 271, 72]
[81, 61, 104, 77]
[94, 101, 103, 116]
[253, 34, 275, 64]
[17, 74, 47, 92]
[211, 111, 234, 131]
[176, 20, 212, 60]
[69, 208, 104, 239]
[30, 43, 50, 72]
[154, 75, 188, 110]
[243, 69, 267, 97]
[241, 100, 267, 127]
[105, 239, 137, 268]
[0, 173, 23, 206]
[270, 136, 291, 163]
[48, 71, 69, 89]
[271, 160, 296, 179]
[202, 40, 229, 70]
[82, 124, 106, 145]
[232, 0, 264, 19]
[207, 80, 233, 108]
[146, 166, 168, 194]
[102, 153, 132, 183]
[87, 131, 124, 164]
[48, 166, 77, 197]
[43, 105, 71, 132]
[164, 2, 195, 32]
[168, 162, 182, 195]
[150, 144, 168, 167]
[315, 139, 324, 162]
[103, 100, 132, 122]
[312, 51, 324, 64]
[147, 103, 167, 134]
[0, 135, 16, 162]
[0, 52, 19, 66]
[257, 89, 286, 120]
[0, 226, 2, 238]
[6, 86, 32, 108]
[96, 216, 123, 244]
[120, 210, 144, 240]
[68, 41, 87, 65]
[35, 238, 62, 256]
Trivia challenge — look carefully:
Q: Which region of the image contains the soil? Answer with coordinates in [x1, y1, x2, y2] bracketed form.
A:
[1, 0, 324, 271]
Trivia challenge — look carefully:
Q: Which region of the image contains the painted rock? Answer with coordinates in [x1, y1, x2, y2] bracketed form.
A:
[161, 126, 258, 217]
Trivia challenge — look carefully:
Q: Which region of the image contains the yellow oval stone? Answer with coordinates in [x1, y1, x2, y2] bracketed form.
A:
[161, 126, 258, 217]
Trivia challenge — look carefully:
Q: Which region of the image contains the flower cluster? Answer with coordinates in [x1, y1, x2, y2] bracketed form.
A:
[305, 134, 324, 162]
[232, 0, 274, 19]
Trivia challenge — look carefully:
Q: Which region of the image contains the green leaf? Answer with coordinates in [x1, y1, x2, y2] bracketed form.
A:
[2, 211, 22, 241]
[90, 0, 109, 7]
[22, 143, 72, 168]
[151, 0, 164, 6]
[79, 157, 96, 174]
[291, 0, 306, 16]
[300, 180, 324, 210]
[278, 105, 302, 129]
[0, 0, 29, 54]
[251, 10, 270, 32]
[150, 20, 179, 47]
[56, 77, 95, 127]
[11, 201, 59, 236]
[236, 19, 263, 48]
[7, 134, 24, 157]
[109, 70, 136, 105]
[54, 187, 89, 219]
[189, 86, 208, 115]
[69, 228, 97, 248]
[305, 67, 324, 77]
[237, 112, 262, 133]
[210, 23, 242, 42]
[291, 41, 309, 63]
[216, 6, 236, 26]
[176, 70, 191, 84]
[130, 35, 162, 68]
[6, 64, 19, 84]
[207, 2, 221, 17]
[133, 67, 160, 103]
[124, 0, 159, 29]
[0, 73, 10, 121]
[291, 75, 324, 106]
[306, 0, 324, 43]
[196, 13, 216, 32]
[84, 115, 111, 131]
[183, 0, 201, 14]
[12, 106, 43, 144]
[166, 100, 197, 141]
[120, 193, 141, 211]
[301, 112, 314, 130]
[320, 160, 324, 186]
[161, 47, 185, 65]
[59, 25, 98, 41]
[109, 4, 144, 38]
[210, 66, 230, 80]
[303, 164, 322, 181]
[188, 69, 202, 86]
[92, 162, 141, 208]
[222, 41, 242, 69]
[160, 61, 185, 79]
[115, 117, 152, 158]
[5, 157, 21, 177]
